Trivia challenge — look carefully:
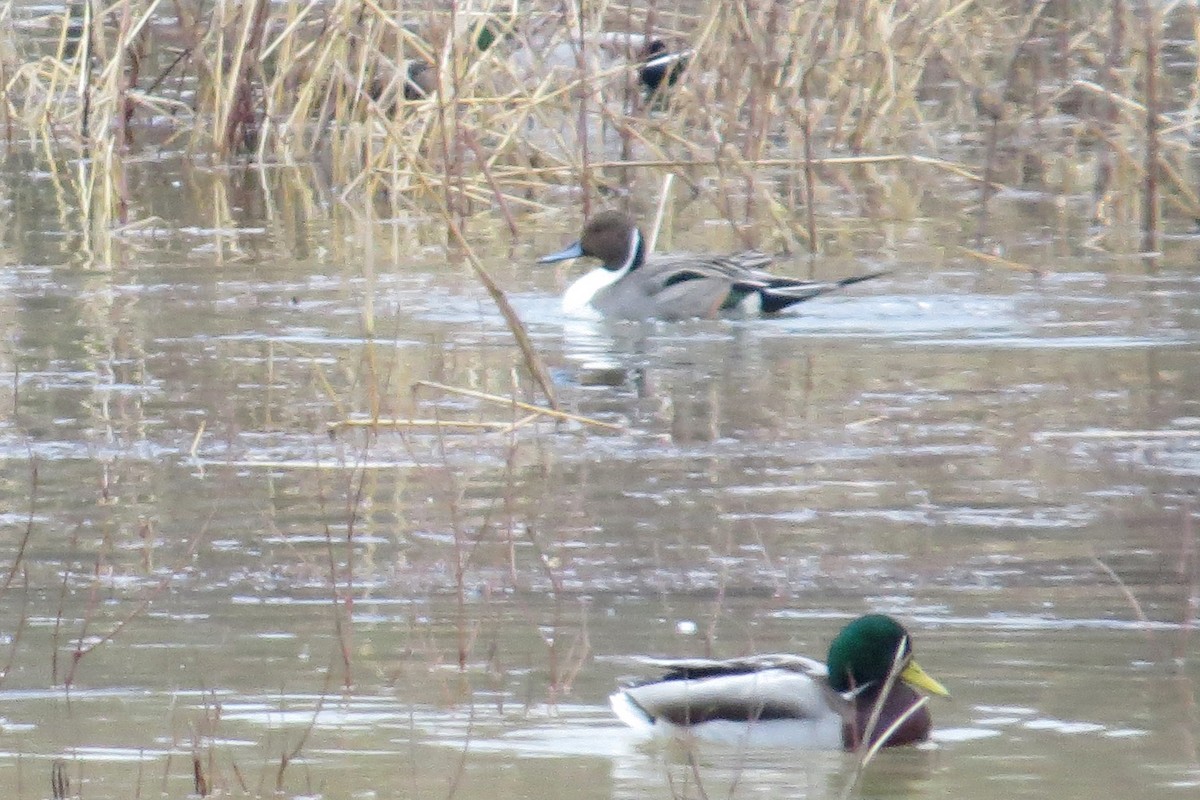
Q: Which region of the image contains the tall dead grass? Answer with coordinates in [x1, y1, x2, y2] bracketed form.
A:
[0, 0, 1194, 244]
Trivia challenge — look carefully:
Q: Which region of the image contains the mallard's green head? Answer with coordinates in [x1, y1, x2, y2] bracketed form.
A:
[826, 614, 949, 697]
[474, 21, 497, 52]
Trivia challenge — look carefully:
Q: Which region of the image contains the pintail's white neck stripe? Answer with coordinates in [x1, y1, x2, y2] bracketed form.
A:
[562, 226, 641, 316]
[617, 227, 641, 275]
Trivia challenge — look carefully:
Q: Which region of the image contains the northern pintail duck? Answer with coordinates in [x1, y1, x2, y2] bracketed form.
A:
[610, 614, 949, 749]
[404, 60, 436, 100]
[640, 39, 688, 94]
[538, 211, 885, 321]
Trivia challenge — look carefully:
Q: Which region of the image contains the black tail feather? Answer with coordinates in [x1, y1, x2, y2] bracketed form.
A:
[832, 270, 889, 289]
[759, 270, 888, 314]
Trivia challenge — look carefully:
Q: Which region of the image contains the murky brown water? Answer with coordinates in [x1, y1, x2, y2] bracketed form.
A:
[2, 28, 1200, 800]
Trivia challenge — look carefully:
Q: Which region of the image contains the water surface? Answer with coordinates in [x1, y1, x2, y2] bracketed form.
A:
[1, 79, 1198, 800]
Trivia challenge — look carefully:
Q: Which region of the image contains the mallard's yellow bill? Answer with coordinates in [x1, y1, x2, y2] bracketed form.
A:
[900, 659, 950, 697]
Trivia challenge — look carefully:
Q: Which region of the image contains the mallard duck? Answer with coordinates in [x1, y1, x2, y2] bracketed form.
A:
[609, 614, 949, 749]
[538, 211, 885, 321]
[639, 39, 688, 95]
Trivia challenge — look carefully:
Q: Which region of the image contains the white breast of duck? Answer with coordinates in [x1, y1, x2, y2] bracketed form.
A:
[561, 226, 642, 317]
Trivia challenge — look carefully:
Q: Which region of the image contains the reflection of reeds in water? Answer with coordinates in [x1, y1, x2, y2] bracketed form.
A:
[1, 1, 1191, 244]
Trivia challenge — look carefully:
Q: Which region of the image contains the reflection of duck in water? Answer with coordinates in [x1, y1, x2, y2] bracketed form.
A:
[539, 211, 886, 321]
[610, 614, 949, 748]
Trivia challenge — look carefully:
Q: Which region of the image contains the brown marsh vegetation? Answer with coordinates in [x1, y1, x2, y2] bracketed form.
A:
[0, 0, 1194, 252]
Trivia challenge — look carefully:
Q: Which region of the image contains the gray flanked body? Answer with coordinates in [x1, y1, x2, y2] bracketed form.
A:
[538, 210, 885, 321]
[610, 654, 847, 748]
[586, 250, 781, 321]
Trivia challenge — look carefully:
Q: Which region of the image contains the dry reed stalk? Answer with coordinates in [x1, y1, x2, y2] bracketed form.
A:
[0, 461, 34, 688]
[957, 246, 1040, 275]
[412, 380, 621, 431]
[678, 748, 714, 800]
[568, 0, 593, 215]
[51, 759, 68, 800]
[1153, 155, 1200, 219]
[59, 514, 210, 689]
[438, 214, 559, 409]
[800, 67, 817, 250]
[1095, 0, 1128, 224]
[50, 525, 79, 686]
[325, 521, 356, 689]
[328, 417, 533, 432]
[546, 600, 592, 700]
[1088, 125, 1200, 222]
[857, 696, 930, 766]
[646, 171, 675, 252]
[273, 667, 336, 792]
[1, 458, 35, 593]
[192, 753, 208, 796]
[75, 1, 93, 139]
[976, 0, 1053, 240]
[1092, 554, 1153, 628]
[0, 566, 28, 687]
[188, 420, 205, 459]
[497, 412, 541, 434]
[0, 1, 1187, 257]
[219, 0, 269, 155]
[840, 637, 931, 798]
[1140, 0, 1160, 252]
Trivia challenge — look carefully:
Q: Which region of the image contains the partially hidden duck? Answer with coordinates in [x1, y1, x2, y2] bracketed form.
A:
[639, 39, 689, 95]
